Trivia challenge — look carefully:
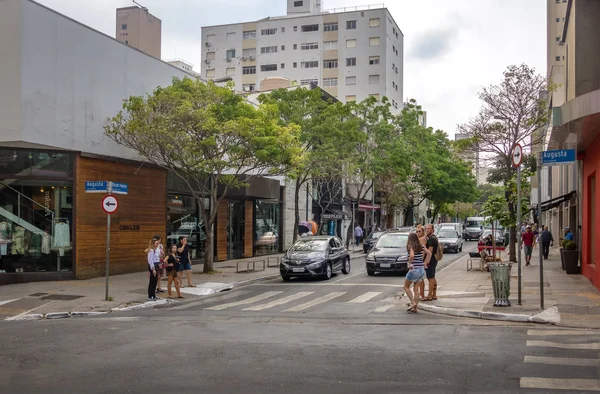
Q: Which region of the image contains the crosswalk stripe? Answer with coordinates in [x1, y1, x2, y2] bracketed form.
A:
[348, 292, 381, 303]
[205, 291, 282, 311]
[374, 304, 397, 313]
[520, 377, 600, 391]
[527, 329, 599, 336]
[524, 355, 600, 367]
[171, 291, 251, 310]
[526, 340, 600, 350]
[282, 292, 346, 312]
[243, 292, 314, 311]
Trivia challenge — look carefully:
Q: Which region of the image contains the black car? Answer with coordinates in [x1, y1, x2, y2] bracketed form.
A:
[363, 231, 384, 253]
[479, 229, 505, 246]
[365, 231, 410, 276]
[280, 236, 351, 281]
[436, 228, 463, 253]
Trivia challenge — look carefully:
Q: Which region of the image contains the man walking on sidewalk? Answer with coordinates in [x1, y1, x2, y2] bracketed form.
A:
[540, 226, 554, 260]
[354, 224, 363, 246]
[522, 225, 535, 266]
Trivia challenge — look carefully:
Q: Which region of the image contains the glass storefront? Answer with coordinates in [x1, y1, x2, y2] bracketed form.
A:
[166, 194, 207, 261]
[255, 200, 280, 256]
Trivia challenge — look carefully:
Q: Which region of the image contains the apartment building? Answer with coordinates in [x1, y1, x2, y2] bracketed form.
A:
[167, 59, 201, 77]
[200, 0, 404, 112]
[116, 5, 162, 58]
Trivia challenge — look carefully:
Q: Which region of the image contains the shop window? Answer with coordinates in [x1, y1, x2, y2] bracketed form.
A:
[0, 150, 73, 178]
[255, 201, 280, 256]
[166, 194, 208, 261]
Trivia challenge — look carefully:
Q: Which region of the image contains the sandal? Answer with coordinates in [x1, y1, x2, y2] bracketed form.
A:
[177, 296, 185, 299]
[420, 297, 433, 302]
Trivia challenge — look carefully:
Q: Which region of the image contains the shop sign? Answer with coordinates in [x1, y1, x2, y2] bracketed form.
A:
[323, 214, 344, 219]
[119, 225, 140, 231]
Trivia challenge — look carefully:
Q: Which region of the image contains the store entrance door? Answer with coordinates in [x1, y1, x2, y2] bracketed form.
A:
[227, 201, 245, 260]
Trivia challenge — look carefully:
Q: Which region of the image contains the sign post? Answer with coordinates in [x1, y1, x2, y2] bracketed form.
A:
[512, 143, 523, 306]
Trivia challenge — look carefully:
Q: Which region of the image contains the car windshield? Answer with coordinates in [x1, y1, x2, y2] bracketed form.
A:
[466, 220, 483, 227]
[375, 234, 408, 248]
[438, 230, 457, 239]
[290, 239, 328, 252]
[482, 230, 501, 238]
[370, 232, 383, 240]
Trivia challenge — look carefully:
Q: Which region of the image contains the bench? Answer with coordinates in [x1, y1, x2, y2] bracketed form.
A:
[236, 259, 266, 273]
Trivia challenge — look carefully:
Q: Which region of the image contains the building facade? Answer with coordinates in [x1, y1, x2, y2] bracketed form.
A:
[200, 1, 404, 112]
[116, 5, 162, 58]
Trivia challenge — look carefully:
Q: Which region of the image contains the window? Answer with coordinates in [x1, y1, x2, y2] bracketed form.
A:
[281, 27, 285, 33]
[206, 51, 216, 60]
[392, 81, 396, 88]
[323, 78, 338, 87]
[242, 48, 256, 58]
[281, 45, 285, 50]
[260, 46, 278, 54]
[294, 26, 298, 32]
[556, 18, 560, 22]
[301, 61, 318, 68]
[293, 62, 297, 68]
[369, 56, 380, 65]
[301, 24, 319, 32]
[346, 76, 356, 85]
[243, 30, 256, 39]
[393, 45, 396, 52]
[294, 0, 303, 6]
[555, 0, 559, 3]
[346, 20, 356, 29]
[369, 75, 380, 84]
[369, 18, 380, 27]
[556, 36, 560, 42]
[206, 69, 215, 78]
[301, 78, 318, 85]
[324, 23, 338, 32]
[323, 59, 338, 68]
[392, 63, 396, 70]
[562, 17, 565, 21]
[393, 27, 396, 35]
[369, 93, 380, 100]
[556, 56, 561, 61]
[226, 67, 235, 77]
[281, 63, 285, 69]
[323, 41, 338, 50]
[261, 28, 277, 35]
[301, 42, 319, 50]
[242, 66, 256, 75]
[121, 24, 127, 30]
[226, 32, 236, 40]
[369, 37, 380, 46]
[293, 44, 298, 50]
[226, 49, 236, 58]
[125, 40, 128, 44]
[242, 84, 256, 92]
[345, 95, 356, 102]
[346, 39, 357, 48]
[346, 57, 356, 66]
[261, 64, 278, 72]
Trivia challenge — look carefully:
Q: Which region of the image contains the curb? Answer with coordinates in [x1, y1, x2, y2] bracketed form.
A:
[418, 304, 561, 324]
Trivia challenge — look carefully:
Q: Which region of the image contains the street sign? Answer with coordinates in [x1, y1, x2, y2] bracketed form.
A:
[110, 182, 128, 195]
[102, 195, 118, 214]
[85, 181, 108, 193]
[541, 149, 576, 166]
[511, 144, 523, 167]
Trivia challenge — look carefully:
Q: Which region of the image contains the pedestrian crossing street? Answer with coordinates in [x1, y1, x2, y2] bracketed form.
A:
[173, 287, 403, 314]
[520, 329, 600, 392]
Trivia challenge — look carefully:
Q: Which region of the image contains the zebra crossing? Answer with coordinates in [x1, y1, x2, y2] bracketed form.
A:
[520, 329, 600, 392]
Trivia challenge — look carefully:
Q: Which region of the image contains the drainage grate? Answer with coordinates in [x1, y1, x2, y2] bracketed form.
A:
[560, 313, 600, 320]
[40, 294, 84, 301]
[29, 293, 49, 297]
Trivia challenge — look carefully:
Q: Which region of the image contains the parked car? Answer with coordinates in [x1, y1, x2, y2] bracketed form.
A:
[438, 223, 463, 239]
[365, 230, 410, 276]
[280, 236, 351, 281]
[363, 231, 384, 253]
[436, 228, 463, 253]
[464, 216, 488, 241]
[479, 229, 505, 246]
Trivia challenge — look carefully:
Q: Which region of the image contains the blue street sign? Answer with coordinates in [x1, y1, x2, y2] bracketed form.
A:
[85, 181, 108, 193]
[110, 182, 129, 195]
[541, 149, 576, 166]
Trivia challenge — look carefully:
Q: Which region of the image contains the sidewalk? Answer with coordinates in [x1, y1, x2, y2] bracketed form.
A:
[423, 246, 600, 328]
[0, 253, 363, 320]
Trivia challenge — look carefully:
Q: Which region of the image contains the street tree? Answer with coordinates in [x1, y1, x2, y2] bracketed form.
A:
[457, 64, 548, 261]
[105, 78, 301, 272]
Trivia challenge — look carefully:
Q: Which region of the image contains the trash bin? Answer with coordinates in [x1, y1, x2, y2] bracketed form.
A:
[489, 262, 512, 307]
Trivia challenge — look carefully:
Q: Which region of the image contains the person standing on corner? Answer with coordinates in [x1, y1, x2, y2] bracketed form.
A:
[522, 225, 535, 266]
[415, 225, 428, 299]
[540, 225, 554, 260]
[145, 238, 160, 301]
[154, 235, 166, 293]
[178, 236, 196, 288]
[164, 244, 184, 299]
[404, 232, 432, 313]
[421, 224, 439, 301]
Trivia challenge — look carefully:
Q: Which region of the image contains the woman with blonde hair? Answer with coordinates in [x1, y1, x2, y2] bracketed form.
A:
[404, 232, 432, 313]
[145, 237, 161, 301]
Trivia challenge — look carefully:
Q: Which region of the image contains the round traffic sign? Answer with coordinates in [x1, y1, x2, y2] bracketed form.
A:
[512, 143, 523, 167]
[102, 195, 118, 214]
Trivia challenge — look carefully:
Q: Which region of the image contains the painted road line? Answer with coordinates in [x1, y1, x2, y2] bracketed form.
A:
[526, 340, 600, 350]
[205, 291, 283, 311]
[524, 355, 600, 367]
[348, 292, 381, 303]
[243, 292, 314, 311]
[283, 292, 347, 312]
[374, 304, 398, 313]
[0, 298, 20, 307]
[4, 301, 52, 321]
[171, 291, 251, 310]
[527, 329, 600, 336]
[520, 377, 600, 391]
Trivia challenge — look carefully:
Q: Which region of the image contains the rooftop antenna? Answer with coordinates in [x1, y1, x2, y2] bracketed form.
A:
[132, 0, 149, 12]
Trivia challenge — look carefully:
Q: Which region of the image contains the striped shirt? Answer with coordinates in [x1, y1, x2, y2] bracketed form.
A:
[411, 250, 425, 268]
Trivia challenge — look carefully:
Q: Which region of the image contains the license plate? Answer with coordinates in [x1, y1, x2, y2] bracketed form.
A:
[379, 263, 391, 268]
[292, 268, 305, 273]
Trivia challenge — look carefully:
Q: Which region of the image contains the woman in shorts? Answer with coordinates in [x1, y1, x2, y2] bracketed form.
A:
[404, 232, 432, 313]
[163, 244, 184, 299]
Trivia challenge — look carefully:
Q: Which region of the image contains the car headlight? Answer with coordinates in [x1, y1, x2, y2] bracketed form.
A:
[396, 255, 408, 262]
[308, 260, 324, 269]
[366, 255, 375, 262]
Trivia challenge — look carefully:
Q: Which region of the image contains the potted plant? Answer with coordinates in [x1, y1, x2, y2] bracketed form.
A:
[559, 239, 567, 270]
[562, 240, 579, 274]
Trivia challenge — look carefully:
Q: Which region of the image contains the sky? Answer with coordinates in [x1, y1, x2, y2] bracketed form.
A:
[35, 0, 546, 138]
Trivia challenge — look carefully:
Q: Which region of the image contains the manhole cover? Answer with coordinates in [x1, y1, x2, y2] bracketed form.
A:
[40, 294, 84, 301]
[29, 293, 49, 297]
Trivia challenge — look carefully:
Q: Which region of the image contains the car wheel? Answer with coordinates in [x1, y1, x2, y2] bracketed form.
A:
[324, 263, 333, 280]
[367, 268, 375, 276]
[342, 258, 351, 274]
[281, 275, 291, 282]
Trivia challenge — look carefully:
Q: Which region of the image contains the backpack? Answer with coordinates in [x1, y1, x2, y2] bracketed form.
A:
[431, 235, 443, 261]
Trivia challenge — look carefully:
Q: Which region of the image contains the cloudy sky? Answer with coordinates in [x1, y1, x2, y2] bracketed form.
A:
[36, 0, 546, 138]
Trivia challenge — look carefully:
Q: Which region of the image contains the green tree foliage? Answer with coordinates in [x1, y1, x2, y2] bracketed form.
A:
[104, 78, 301, 272]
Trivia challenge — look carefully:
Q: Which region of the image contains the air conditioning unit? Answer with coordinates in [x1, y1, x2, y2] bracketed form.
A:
[205, 42, 211, 47]
[249, 56, 255, 60]
[204, 59, 210, 64]
[242, 56, 248, 61]
[226, 57, 232, 62]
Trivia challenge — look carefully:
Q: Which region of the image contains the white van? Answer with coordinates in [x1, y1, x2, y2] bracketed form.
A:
[464, 216, 489, 241]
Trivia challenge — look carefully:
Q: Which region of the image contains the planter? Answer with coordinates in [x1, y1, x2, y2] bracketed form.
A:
[559, 248, 566, 270]
[563, 249, 579, 274]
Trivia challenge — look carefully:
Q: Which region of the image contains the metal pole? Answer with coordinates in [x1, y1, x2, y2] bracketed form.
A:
[371, 181, 375, 231]
[305, 183, 309, 221]
[351, 202, 355, 250]
[538, 154, 544, 310]
[105, 182, 112, 301]
[517, 165, 522, 305]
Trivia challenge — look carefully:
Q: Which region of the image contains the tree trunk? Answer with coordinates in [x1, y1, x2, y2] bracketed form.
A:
[203, 228, 214, 273]
[293, 178, 302, 244]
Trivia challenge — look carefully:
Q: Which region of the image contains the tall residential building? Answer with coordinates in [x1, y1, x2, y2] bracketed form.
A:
[116, 5, 162, 59]
[200, 1, 404, 112]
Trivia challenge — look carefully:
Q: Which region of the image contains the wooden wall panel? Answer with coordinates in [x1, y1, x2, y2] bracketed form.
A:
[216, 199, 228, 261]
[74, 155, 167, 279]
[244, 201, 253, 258]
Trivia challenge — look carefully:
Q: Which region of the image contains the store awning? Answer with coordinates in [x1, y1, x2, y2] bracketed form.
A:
[322, 208, 349, 220]
[540, 190, 577, 212]
[358, 204, 380, 211]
